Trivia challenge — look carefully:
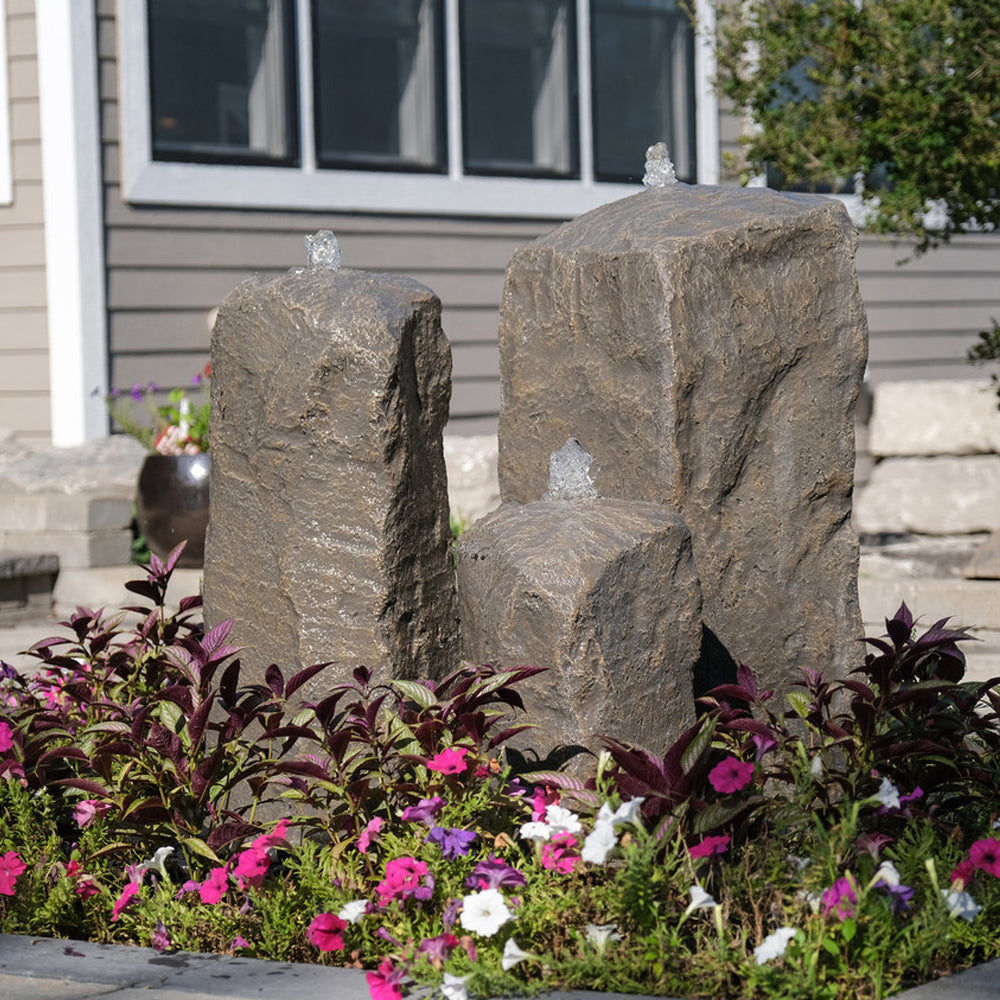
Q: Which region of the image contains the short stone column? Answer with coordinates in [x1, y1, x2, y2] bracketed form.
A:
[497, 185, 868, 696]
[205, 262, 459, 692]
[456, 488, 702, 757]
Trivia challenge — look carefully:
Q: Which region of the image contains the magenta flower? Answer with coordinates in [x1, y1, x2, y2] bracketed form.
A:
[952, 858, 978, 889]
[228, 935, 251, 953]
[376, 856, 434, 907]
[531, 785, 559, 821]
[419, 932, 459, 963]
[426, 747, 469, 775]
[233, 847, 269, 888]
[251, 818, 290, 852]
[751, 733, 777, 759]
[708, 756, 755, 794]
[0, 851, 26, 895]
[358, 816, 383, 854]
[0, 721, 13, 752]
[540, 832, 580, 874]
[400, 797, 445, 824]
[426, 826, 477, 860]
[73, 799, 112, 829]
[306, 912, 347, 952]
[111, 880, 140, 921]
[688, 834, 731, 859]
[855, 832, 894, 860]
[969, 838, 1000, 878]
[151, 920, 171, 953]
[367, 958, 405, 1000]
[465, 855, 527, 891]
[820, 876, 857, 921]
[199, 866, 230, 905]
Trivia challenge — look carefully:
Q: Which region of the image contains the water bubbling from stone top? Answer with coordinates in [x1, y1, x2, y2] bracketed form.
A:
[544, 438, 599, 501]
[305, 230, 341, 270]
[643, 142, 677, 188]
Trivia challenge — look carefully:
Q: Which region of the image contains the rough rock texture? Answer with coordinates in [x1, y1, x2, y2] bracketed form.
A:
[497, 185, 868, 694]
[205, 268, 459, 694]
[855, 456, 1000, 536]
[456, 499, 702, 757]
[868, 380, 1000, 457]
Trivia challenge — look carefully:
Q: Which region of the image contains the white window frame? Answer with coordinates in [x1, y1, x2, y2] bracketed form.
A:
[119, 0, 719, 218]
[0, 0, 11, 206]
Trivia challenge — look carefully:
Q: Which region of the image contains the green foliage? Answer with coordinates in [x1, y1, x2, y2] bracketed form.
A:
[712, 0, 1000, 253]
[968, 319, 1000, 409]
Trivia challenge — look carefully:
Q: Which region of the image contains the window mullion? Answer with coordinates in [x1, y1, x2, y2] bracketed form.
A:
[576, 0, 594, 185]
[444, 0, 463, 180]
[296, 0, 316, 173]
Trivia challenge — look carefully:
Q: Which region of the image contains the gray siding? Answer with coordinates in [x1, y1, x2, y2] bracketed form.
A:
[94, 1, 998, 444]
[0, 0, 48, 442]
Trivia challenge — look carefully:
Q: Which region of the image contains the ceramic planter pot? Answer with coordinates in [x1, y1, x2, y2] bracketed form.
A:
[135, 454, 210, 568]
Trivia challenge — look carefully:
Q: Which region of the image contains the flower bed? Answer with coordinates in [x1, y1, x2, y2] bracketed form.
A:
[2, 544, 1000, 1000]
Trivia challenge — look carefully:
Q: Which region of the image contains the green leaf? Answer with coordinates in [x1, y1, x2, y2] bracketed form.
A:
[841, 917, 857, 942]
[822, 937, 840, 956]
[786, 690, 812, 720]
[390, 680, 437, 709]
[182, 835, 221, 864]
[681, 719, 715, 774]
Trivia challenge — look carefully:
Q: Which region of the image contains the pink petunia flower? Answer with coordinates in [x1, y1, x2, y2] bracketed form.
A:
[367, 958, 405, 1000]
[540, 832, 580, 874]
[251, 818, 290, 852]
[688, 834, 731, 859]
[306, 912, 347, 952]
[820, 875, 858, 921]
[0, 721, 13, 752]
[73, 799, 112, 829]
[376, 856, 434, 907]
[199, 866, 230, 905]
[151, 920, 171, 953]
[358, 816, 384, 854]
[233, 847, 270, 889]
[426, 747, 469, 775]
[952, 858, 978, 890]
[708, 756, 755, 794]
[969, 838, 1000, 878]
[111, 880, 141, 921]
[0, 851, 26, 895]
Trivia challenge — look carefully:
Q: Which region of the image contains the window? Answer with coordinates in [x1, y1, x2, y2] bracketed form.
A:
[121, 0, 718, 216]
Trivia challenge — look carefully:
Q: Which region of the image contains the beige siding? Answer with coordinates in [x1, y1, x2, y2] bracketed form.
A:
[0, 0, 48, 442]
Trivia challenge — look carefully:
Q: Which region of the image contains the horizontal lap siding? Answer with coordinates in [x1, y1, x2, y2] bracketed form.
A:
[857, 235, 1000, 385]
[0, 1, 48, 442]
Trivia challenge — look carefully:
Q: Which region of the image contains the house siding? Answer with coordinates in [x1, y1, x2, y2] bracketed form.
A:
[88, 1, 1000, 442]
[0, 0, 48, 442]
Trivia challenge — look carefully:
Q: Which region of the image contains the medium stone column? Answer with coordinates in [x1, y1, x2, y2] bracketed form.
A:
[205, 266, 459, 693]
[497, 185, 868, 696]
[456, 493, 702, 758]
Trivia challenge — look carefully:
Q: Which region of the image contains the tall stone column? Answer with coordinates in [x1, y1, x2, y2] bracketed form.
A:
[205, 263, 459, 695]
[497, 185, 869, 696]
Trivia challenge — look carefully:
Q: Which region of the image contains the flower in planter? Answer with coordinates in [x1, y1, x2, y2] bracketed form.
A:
[96, 365, 210, 454]
[460, 887, 512, 937]
[307, 912, 347, 952]
[0, 851, 26, 895]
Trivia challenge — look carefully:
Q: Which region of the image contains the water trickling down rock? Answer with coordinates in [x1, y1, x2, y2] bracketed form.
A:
[642, 141, 678, 188]
[543, 438, 599, 500]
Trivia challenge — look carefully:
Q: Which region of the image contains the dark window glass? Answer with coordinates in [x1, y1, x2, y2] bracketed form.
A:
[148, 0, 298, 165]
[591, 0, 696, 183]
[461, 0, 578, 178]
[312, 0, 445, 172]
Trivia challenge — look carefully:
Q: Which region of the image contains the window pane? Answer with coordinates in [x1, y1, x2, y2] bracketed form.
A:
[591, 0, 696, 182]
[313, 0, 445, 172]
[461, 0, 578, 178]
[148, 0, 298, 165]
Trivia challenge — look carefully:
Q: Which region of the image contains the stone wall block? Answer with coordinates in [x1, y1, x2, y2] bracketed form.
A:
[497, 186, 868, 694]
[868, 380, 1000, 457]
[854, 456, 1000, 535]
[205, 269, 459, 695]
[456, 499, 702, 757]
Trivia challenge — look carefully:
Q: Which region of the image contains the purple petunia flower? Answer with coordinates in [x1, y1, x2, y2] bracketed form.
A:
[426, 826, 477, 859]
[401, 796, 445, 824]
[465, 855, 527, 891]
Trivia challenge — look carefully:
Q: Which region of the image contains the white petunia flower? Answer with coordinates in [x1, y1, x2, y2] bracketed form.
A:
[136, 846, 174, 878]
[460, 888, 513, 937]
[873, 776, 901, 810]
[754, 927, 797, 965]
[518, 820, 552, 843]
[797, 889, 822, 914]
[610, 797, 644, 826]
[687, 884, 717, 911]
[585, 923, 622, 950]
[581, 821, 618, 865]
[872, 860, 901, 889]
[501, 937, 534, 970]
[338, 899, 369, 923]
[545, 804, 582, 836]
[442, 973, 470, 1000]
[942, 888, 981, 922]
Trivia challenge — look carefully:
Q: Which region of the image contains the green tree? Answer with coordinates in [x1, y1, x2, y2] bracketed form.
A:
[712, 0, 1000, 255]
